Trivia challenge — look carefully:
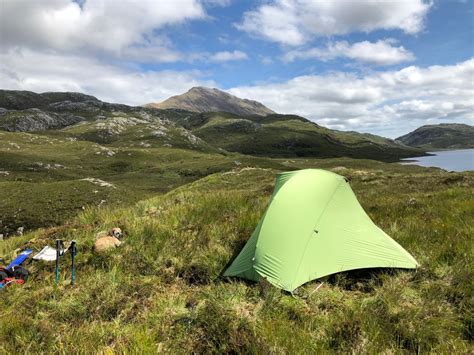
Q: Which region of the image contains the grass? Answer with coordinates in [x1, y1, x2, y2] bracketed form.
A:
[0, 90, 471, 351]
[172, 112, 424, 161]
[1, 162, 472, 353]
[0, 130, 286, 235]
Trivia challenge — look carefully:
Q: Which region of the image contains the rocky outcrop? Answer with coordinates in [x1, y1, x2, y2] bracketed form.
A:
[0, 108, 84, 132]
[0, 89, 170, 132]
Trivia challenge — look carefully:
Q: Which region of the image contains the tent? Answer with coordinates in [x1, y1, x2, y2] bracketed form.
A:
[224, 169, 418, 292]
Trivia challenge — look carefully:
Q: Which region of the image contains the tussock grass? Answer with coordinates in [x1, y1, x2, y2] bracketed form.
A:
[0, 164, 473, 353]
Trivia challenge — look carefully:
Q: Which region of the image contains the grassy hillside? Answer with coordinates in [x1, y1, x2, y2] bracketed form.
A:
[1, 89, 424, 162]
[1, 162, 472, 353]
[174, 112, 423, 161]
[0, 130, 285, 235]
[0, 89, 424, 235]
[396, 123, 474, 149]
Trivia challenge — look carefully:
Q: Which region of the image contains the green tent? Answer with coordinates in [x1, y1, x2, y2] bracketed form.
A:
[224, 169, 418, 292]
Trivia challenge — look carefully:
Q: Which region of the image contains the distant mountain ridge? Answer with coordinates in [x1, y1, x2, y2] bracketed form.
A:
[396, 123, 474, 149]
[145, 87, 275, 116]
[168, 111, 423, 160]
[0, 89, 422, 161]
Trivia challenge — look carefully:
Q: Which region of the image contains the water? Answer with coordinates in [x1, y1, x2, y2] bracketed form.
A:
[400, 149, 474, 172]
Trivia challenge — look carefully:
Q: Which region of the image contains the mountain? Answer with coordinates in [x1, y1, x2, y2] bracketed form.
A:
[169, 111, 423, 161]
[0, 89, 423, 161]
[396, 123, 474, 149]
[145, 86, 275, 116]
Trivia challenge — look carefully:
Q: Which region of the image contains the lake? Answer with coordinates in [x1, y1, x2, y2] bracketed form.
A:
[400, 149, 474, 172]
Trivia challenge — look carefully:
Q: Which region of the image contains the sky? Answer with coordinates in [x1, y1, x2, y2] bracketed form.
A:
[0, 0, 473, 137]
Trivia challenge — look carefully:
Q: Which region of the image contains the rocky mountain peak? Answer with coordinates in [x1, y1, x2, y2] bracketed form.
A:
[145, 86, 275, 116]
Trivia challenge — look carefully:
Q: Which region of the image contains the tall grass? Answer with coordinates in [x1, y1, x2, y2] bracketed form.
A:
[1, 166, 472, 353]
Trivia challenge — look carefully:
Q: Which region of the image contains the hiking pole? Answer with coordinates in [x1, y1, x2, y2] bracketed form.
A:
[70, 241, 77, 286]
[55, 239, 61, 285]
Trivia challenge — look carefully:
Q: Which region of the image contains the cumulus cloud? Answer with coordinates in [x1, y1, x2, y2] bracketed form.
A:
[229, 58, 474, 137]
[284, 39, 415, 66]
[208, 50, 248, 62]
[0, 0, 207, 61]
[237, 0, 432, 45]
[0, 0, 247, 65]
[0, 48, 216, 105]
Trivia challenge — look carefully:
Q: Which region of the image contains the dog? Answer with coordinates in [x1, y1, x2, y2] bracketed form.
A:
[93, 228, 122, 253]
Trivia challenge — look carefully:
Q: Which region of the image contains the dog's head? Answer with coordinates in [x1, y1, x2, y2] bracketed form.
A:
[110, 227, 122, 239]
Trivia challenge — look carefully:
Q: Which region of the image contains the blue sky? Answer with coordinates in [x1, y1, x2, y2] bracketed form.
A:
[1, 0, 473, 137]
[157, 0, 474, 87]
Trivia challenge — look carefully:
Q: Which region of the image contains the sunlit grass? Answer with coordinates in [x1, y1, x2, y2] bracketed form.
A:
[0, 164, 472, 353]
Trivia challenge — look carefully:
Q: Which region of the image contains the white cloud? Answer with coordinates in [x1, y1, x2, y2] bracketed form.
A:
[237, 0, 432, 45]
[229, 58, 474, 137]
[0, 0, 207, 61]
[0, 48, 216, 105]
[0, 0, 244, 65]
[208, 50, 248, 62]
[284, 39, 415, 66]
[203, 0, 232, 6]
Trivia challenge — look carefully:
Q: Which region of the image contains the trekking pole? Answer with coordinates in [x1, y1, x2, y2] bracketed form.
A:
[55, 239, 61, 285]
[70, 241, 77, 286]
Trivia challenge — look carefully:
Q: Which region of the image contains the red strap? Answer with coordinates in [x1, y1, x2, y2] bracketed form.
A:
[1, 278, 25, 286]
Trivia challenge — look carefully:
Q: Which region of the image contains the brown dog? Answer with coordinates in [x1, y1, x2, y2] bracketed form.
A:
[93, 229, 122, 253]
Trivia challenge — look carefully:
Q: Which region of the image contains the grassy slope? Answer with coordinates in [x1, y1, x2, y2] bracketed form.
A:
[182, 112, 423, 161]
[1, 162, 472, 353]
[396, 124, 474, 150]
[0, 130, 285, 235]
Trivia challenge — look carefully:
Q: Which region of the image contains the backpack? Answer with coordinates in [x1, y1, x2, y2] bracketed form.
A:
[0, 268, 10, 282]
[11, 266, 29, 281]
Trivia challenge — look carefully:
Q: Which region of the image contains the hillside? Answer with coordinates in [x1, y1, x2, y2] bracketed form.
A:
[1, 89, 424, 162]
[0, 129, 286, 236]
[0, 89, 423, 235]
[1, 163, 473, 353]
[0, 89, 179, 132]
[170, 111, 423, 161]
[396, 123, 474, 149]
[145, 87, 275, 116]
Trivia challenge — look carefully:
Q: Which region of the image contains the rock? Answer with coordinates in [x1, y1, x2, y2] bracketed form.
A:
[408, 197, 417, 206]
[94, 236, 121, 253]
[16, 226, 24, 236]
[81, 177, 116, 188]
[0, 108, 84, 132]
